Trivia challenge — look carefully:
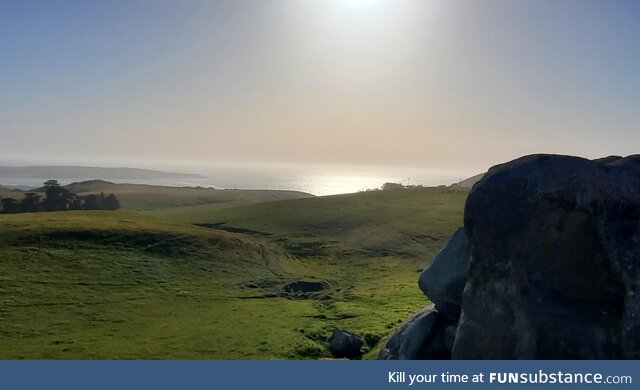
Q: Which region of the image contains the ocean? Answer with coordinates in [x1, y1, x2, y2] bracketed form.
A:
[0, 162, 473, 196]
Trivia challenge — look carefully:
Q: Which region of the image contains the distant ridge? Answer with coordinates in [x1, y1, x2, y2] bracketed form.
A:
[450, 172, 485, 189]
[0, 166, 206, 180]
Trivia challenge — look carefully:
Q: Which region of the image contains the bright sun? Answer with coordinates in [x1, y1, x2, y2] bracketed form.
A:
[342, 0, 379, 7]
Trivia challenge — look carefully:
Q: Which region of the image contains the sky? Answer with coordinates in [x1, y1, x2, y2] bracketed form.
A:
[1, 0, 639, 173]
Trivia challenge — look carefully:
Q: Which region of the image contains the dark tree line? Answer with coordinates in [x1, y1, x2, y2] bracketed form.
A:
[0, 180, 120, 214]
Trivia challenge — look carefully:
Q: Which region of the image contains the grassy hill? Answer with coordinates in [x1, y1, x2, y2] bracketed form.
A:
[2, 180, 313, 211]
[0, 211, 316, 359]
[146, 187, 468, 260]
[37, 180, 314, 211]
[0, 187, 468, 359]
[0, 188, 22, 197]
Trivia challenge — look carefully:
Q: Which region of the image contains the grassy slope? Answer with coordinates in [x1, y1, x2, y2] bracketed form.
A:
[0, 190, 25, 201]
[146, 187, 468, 358]
[0, 211, 428, 359]
[147, 187, 468, 259]
[22, 180, 314, 211]
[0, 211, 317, 359]
[3, 184, 313, 212]
[0, 187, 468, 359]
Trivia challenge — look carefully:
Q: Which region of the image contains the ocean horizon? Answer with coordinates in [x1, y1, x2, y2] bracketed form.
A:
[0, 162, 475, 196]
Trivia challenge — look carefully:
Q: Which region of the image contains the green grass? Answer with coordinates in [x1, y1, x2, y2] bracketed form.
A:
[3, 180, 314, 211]
[0, 187, 467, 359]
[0, 190, 25, 201]
[71, 181, 314, 211]
[146, 186, 468, 259]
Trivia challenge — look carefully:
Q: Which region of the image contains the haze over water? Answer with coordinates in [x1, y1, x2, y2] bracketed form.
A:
[0, 159, 471, 196]
[189, 163, 470, 195]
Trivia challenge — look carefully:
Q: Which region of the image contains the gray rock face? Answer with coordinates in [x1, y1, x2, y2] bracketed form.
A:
[418, 227, 470, 320]
[328, 328, 363, 359]
[444, 325, 457, 354]
[454, 154, 640, 359]
[378, 305, 453, 360]
[381, 154, 640, 360]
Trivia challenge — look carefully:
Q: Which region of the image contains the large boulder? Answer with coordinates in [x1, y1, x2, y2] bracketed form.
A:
[418, 227, 470, 320]
[453, 154, 640, 359]
[444, 325, 457, 354]
[378, 305, 453, 360]
[328, 328, 363, 359]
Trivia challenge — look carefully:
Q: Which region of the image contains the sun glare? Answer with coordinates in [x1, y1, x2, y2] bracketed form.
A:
[341, 0, 379, 7]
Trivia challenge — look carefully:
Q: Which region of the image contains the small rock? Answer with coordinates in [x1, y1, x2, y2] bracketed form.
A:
[378, 305, 453, 360]
[328, 328, 363, 359]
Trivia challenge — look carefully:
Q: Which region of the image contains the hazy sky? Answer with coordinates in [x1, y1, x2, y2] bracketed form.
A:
[1, 0, 639, 172]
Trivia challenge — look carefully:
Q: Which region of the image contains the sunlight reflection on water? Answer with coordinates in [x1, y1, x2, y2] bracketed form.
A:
[0, 163, 474, 196]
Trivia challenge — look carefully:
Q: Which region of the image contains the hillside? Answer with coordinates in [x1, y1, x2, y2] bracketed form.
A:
[0, 165, 206, 180]
[33, 180, 314, 211]
[0, 211, 317, 359]
[450, 172, 485, 189]
[0, 187, 24, 201]
[147, 186, 468, 260]
[0, 185, 22, 193]
[1, 187, 468, 359]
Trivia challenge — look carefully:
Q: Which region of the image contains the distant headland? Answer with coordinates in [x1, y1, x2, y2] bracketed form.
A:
[0, 166, 206, 180]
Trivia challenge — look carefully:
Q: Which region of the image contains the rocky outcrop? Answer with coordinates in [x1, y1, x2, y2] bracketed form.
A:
[378, 305, 453, 360]
[418, 227, 470, 320]
[381, 154, 640, 360]
[329, 328, 363, 359]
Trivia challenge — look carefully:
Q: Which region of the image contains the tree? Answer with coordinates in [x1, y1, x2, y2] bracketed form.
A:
[1, 197, 20, 213]
[42, 180, 71, 211]
[2, 180, 121, 214]
[82, 194, 100, 210]
[102, 193, 120, 210]
[43, 179, 59, 189]
[80, 192, 120, 210]
[68, 194, 83, 210]
[20, 193, 42, 212]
